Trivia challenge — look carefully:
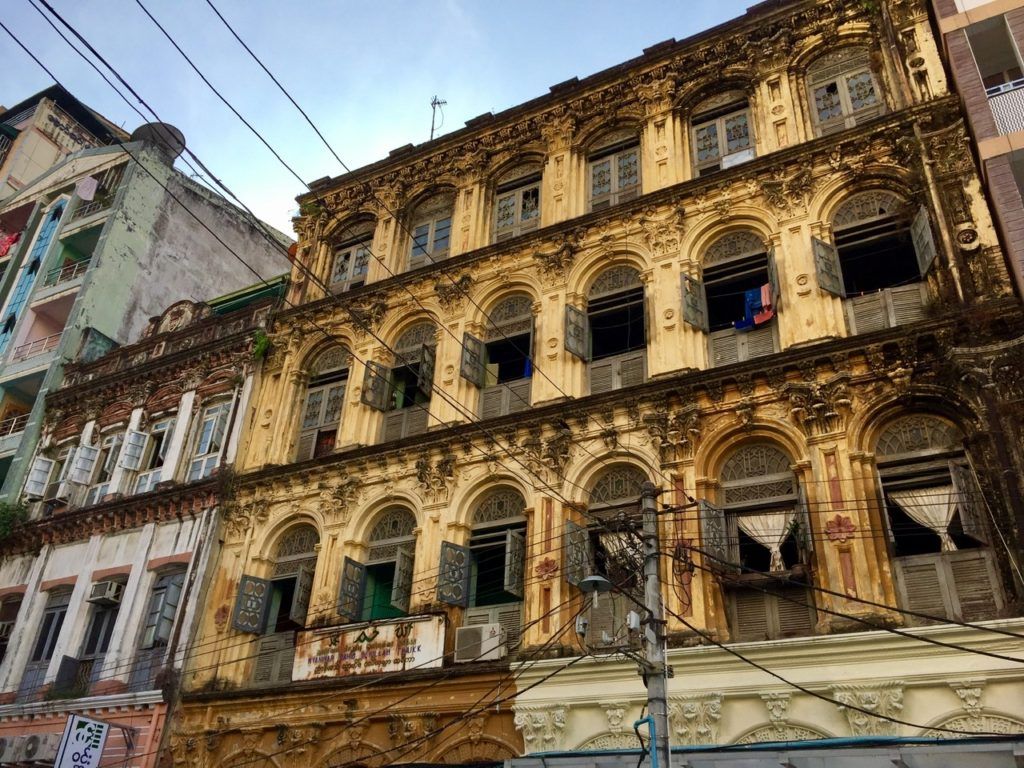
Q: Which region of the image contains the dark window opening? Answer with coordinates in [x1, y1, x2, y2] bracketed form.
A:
[32, 598, 69, 662]
[835, 219, 920, 295]
[966, 16, 1024, 92]
[83, 603, 118, 657]
[705, 254, 769, 332]
[737, 527, 802, 573]
[485, 334, 531, 384]
[269, 577, 299, 633]
[390, 364, 429, 410]
[0, 598, 22, 664]
[588, 287, 645, 360]
[470, 522, 526, 607]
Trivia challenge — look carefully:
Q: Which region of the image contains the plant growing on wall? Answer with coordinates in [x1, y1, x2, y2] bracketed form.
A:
[0, 501, 28, 543]
[251, 329, 271, 361]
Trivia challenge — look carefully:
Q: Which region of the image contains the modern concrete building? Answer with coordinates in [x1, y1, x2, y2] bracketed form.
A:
[0, 106, 290, 503]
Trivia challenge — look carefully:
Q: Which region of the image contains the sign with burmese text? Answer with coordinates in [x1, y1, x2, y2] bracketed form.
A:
[293, 615, 445, 680]
[55, 714, 109, 768]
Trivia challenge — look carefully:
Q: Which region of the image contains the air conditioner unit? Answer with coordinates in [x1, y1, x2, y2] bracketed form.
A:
[0, 621, 13, 640]
[88, 580, 124, 606]
[454, 622, 506, 664]
[0, 735, 23, 763]
[21, 732, 60, 763]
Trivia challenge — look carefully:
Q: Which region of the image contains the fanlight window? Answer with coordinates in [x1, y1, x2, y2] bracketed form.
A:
[297, 346, 349, 461]
[589, 465, 647, 509]
[330, 221, 373, 292]
[813, 191, 937, 333]
[588, 129, 640, 212]
[567, 266, 646, 394]
[876, 415, 963, 459]
[807, 47, 883, 136]
[494, 163, 541, 241]
[720, 443, 796, 506]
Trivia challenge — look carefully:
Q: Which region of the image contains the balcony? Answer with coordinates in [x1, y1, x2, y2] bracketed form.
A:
[987, 80, 1024, 134]
[41, 259, 89, 289]
[69, 163, 125, 222]
[0, 414, 28, 456]
[12, 332, 61, 362]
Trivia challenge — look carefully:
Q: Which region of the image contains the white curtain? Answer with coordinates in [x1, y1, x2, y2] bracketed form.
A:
[736, 510, 795, 571]
[888, 485, 957, 551]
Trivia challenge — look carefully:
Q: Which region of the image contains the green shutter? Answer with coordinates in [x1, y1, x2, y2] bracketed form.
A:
[437, 541, 472, 607]
[232, 575, 272, 634]
[564, 520, 590, 587]
[911, 205, 937, 276]
[289, 564, 314, 626]
[698, 500, 729, 568]
[417, 344, 436, 393]
[390, 547, 414, 614]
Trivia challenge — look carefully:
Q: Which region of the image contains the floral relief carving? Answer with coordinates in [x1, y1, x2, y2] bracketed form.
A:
[669, 693, 722, 745]
[785, 375, 852, 436]
[223, 500, 269, 539]
[832, 681, 904, 736]
[434, 274, 473, 314]
[513, 706, 566, 751]
[825, 514, 856, 543]
[643, 405, 701, 464]
[416, 454, 456, 502]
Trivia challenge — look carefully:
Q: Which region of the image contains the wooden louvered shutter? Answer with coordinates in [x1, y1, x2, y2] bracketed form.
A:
[417, 344, 436, 393]
[698, 500, 729, 567]
[889, 284, 926, 325]
[896, 558, 949, 623]
[589, 359, 615, 394]
[710, 330, 739, 367]
[504, 529, 525, 597]
[296, 431, 316, 462]
[460, 332, 486, 387]
[564, 520, 590, 587]
[337, 558, 366, 622]
[119, 430, 147, 470]
[506, 378, 531, 414]
[731, 589, 770, 641]
[480, 385, 505, 419]
[390, 547, 414, 614]
[496, 603, 523, 650]
[289, 563, 314, 626]
[360, 361, 390, 411]
[437, 542, 471, 606]
[812, 236, 845, 297]
[619, 352, 646, 387]
[383, 411, 406, 442]
[949, 551, 1001, 621]
[232, 575, 272, 634]
[766, 244, 781, 311]
[403, 406, 429, 437]
[849, 294, 887, 334]
[253, 632, 292, 684]
[744, 325, 777, 359]
[681, 274, 709, 333]
[774, 585, 815, 638]
[949, 461, 988, 545]
[564, 305, 589, 360]
[911, 205, 937, 276]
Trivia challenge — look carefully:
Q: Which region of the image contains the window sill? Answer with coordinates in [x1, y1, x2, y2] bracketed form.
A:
[720, 563, 810, 588]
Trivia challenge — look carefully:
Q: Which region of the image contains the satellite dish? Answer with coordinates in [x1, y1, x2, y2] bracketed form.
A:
[129, 122, 186, 162]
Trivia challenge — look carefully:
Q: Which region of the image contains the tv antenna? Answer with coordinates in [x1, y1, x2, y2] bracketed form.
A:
[430, 95, 447, 140]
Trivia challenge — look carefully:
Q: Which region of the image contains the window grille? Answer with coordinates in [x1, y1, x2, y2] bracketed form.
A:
[832, 191, 903, 230]
[589, 465, 648, 506]
[367, 507, 417, 563]
[484, 295, 533, 340]
[704, 230, 766, 266]
[720, 444, 796, 505]
[588, 266, 643, 299]
[473, 488, 527, 526]
[875, 415, 963, 458]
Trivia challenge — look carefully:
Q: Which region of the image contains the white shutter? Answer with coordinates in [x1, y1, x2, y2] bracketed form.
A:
[480, 385, 505, 420]
[25, 456, 54, 499]
[848, 293, 888, 334]
[744, 325, 777, 359]
[70, 445, 99, 485]
[710, 329, 739, 367]
[506, 378, 531, 414]
[119, 430, 147, 470]
[889, 284, 926, 326]
[949, 461, 989, 545]
[619, 352, 646, 388]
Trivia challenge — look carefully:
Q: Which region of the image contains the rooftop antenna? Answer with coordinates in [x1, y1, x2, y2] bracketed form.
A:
[430, 95, 447, 141]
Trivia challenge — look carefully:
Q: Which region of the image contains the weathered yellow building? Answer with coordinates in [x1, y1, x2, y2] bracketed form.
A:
[174, 0, 1024, 764]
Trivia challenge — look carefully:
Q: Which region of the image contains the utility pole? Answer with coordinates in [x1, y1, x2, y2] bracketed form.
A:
[430, 95, 447, 141]
[640, 480, 671, 768]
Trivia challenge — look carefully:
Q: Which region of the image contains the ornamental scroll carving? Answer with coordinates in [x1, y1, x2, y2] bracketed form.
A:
[669, 693, 722, 745]
[223, 500, 269, 539]
[785, 376, 852, 437]
[434, 274, 473, 314]
[643, 405, 701, 464]
[832, 681, 904, 736]
[513, 706, 566, 751]
[416, 454, 455, 503]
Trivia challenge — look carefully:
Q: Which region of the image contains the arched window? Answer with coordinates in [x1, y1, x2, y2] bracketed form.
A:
[297, 346, 349, 461]
[363, 508, 417, 620]
[459, 488, 528, 648]
[330, 220, 373, 292]
[267, 525, 318, 632]
[362, 322, 436, 442]
[690, 90, 755, 176]
[874, 414, 1002, 622]
[461, 295, 534, 418]
[715, 443, 815, 641]
[567, 266, 646, 394]
[571, 465, 648, 649]
[684, 231, 779, 366]
[807, 47, 884, 136]
[813, 191, 937, 335]
[587, 129, 640, 212]
[408, 193, 455, 269]
[493, 163, 541, 241]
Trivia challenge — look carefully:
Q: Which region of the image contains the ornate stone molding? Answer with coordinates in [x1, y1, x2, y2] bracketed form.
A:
[785, 375, 852, 437]
[643, 405, 701, 464]
[832, 681, 904, 736]
[668, 693, 722, 745]
[416, 454, 456, 503]
[434, 274, 473, 314]
[513, 705, 566, 751]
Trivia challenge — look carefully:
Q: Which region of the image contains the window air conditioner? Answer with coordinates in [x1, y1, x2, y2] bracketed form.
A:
[88, 580, 125, 606]
[454, 622, 506, 664]
[22, 732, 60, 763]
[0, 620, 12, 640]
[0, 735, 22, 763]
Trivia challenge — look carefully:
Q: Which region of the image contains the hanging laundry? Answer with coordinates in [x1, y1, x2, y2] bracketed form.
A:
[76, 176, 99, 202]
[0, 231, 19, 258]
[735, 287, 762, 331]
[754, 282, 775, 325]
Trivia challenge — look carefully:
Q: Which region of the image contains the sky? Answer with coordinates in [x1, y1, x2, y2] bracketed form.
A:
[2, 1, 753, 235]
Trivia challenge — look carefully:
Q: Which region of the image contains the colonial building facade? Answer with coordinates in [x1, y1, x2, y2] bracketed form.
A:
[0, 284, 281, 767]
[174, 0, 1024, 765]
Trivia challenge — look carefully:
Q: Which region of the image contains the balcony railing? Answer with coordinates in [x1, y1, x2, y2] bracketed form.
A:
[987, 80, 1024, 135]
[0, 413, 28, 438]
[42, 259, 89, 288]
[12, 332, 62, 361]
[70, 163, 126, 221]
